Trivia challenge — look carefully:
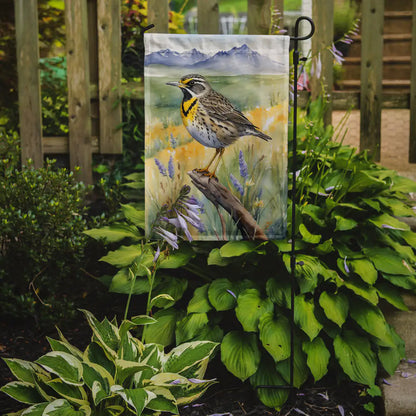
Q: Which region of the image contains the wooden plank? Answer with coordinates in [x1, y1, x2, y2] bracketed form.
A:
[147, 0, 169, 33]
[97, 0, 122, 154]
[410, 0, 416, 162]
[197, 0, 219, 34]
[65, 0, 93, 184]
[247, 0, 271, 35]
[14, 0, 43, 168]
[360, 0, 384, 162]
[311, 0, 334, 126]
[43, 136, 99, 154]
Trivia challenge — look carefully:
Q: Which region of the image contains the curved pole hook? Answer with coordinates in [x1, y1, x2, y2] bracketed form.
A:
[290, 16, 315, 42]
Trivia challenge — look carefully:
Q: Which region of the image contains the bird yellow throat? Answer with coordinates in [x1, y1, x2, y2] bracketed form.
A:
[180, 98, 198, 126]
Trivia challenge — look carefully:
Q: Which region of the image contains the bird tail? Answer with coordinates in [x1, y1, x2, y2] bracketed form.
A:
[252, 129, 272, 142]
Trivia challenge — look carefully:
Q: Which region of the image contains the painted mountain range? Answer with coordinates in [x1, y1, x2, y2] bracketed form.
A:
[145, 44, 284, 75]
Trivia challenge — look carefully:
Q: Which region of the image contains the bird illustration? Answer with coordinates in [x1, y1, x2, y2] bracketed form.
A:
[166, 74, 272, 177]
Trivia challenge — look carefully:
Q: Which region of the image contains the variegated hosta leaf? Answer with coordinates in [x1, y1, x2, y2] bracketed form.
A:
[42, 399, 91, 416]
[0, 381, 44, 404]
[83, 342, 115, 378]
[115, 359, 156, 384]
[162, 341, 218, 379]
[35, 352, 83, 386]
[119, 316, 155, 341]
[144, 386, 178, 414]
[20, 402, 48, 415]
[110, 385, 156, 415]
[134, 344, 164, 386]
[80, 310, 120, 359]
[46, 378, 88, 406]
[148, 373, 216, 406]
[47, 327, 83, 359]
[118, 331, 144, 362]
[82, 362, 114, 406]
[3, 359, 49, 384]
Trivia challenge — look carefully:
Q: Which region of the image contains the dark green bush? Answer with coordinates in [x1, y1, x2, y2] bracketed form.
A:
[0, 142, 89, 324]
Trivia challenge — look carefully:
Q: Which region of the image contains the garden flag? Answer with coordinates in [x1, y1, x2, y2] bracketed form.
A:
[144, 34, 289, 242]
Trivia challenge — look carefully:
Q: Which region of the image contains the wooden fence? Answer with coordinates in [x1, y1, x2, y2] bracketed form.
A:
[14, 0, 416, 183]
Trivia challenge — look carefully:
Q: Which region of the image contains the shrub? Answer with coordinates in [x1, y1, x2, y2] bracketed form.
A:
[1, 310, 218, 415]
[0, 154, 89, 325]
[85, 98, 416, 410]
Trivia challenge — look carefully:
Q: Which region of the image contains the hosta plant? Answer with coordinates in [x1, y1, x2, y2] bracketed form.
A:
[1, 310, 218, 415]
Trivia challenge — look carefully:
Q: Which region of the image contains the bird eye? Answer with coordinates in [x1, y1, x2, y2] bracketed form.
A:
[188, 80, 195, 86]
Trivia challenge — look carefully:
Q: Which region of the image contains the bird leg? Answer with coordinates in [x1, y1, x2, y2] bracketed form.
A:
[196, 148, 223, 175]
[209, 147, 225, 177]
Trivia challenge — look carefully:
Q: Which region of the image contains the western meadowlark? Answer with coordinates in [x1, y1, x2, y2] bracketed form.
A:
[166, 74, 272, 176]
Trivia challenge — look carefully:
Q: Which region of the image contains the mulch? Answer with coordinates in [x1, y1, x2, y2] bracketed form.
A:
[0, 315, 379, 416]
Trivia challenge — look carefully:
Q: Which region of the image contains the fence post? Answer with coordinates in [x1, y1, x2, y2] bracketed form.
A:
[148, 0, 169, 33]
[97, 0, 122, 154]
[247, 0, 272, 35]
[197, 0, 219, 34]
[311, 0, 334, 126]
[360, 0, 384, 162]
[14, 0, 43, 168]
[65, 0, 93, 184]
[409, 0, 416, 162]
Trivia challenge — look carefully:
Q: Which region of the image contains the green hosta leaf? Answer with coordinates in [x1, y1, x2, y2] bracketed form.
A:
[219, 241, 257, 257]
[364, 247, 414, 275]
[266, 278, 291, 308]
[145, 386, 178, 414]
[343, 276, 379, 305]
[319, 291, 349, 327]
[152, 276, 188, 308]
[36, 352, 82, 386]
[109, 268, 150, 294]
[143, 308, 180, 347]
[235, 289, 274, 332]
[46, 379, 87, 406]
[302, 337, 330, 381]
[349, 258, 378, 285]
[159, 245, 195, 269]
[315, 239, 335, 255]
[349, 300, 395, 347]
[299, 223, 321, 244]
[333, 330, 377, 386]
[43, 399, 91, 415]
[3, 359, 49, 384]
[275, 340, 308, 388]
[361, 198, 381, 212]
[20, 402, 48, 415]
[164, 341, 218, 379]
[190, 324, 224, 343]
[175, 313, 209, 344]
[84, 224, 141, 243]
[102, 405, 124, 416]
[294, 295, 323, 341]
[250, 355, 289, 410]
[84, 343, 115, 378]
[207, 248, 232, 266]
[400, 230, 416, 247]
[221, 331, 261, 381]
[119, 316, 156, 341]
[389, 175, 416, 193]
[382, 273, 416, 290]
[1, 381, 44, 404]
[208, 278, 237, 311]
[151, 294, 175, 307]
[348, 171, 387, 193]
[376, 282, 408, 311]
[369, 213, 410, 231]
[81, 310, 120, 358]
[378, 326, 405, 375]
[111, 385, 155, 415]
[258, 313, 290, 362]
[334, 215, 357, 231]
[120, 204, 145, 228]
[100, 245, 151, 269]
[273, 238, 306, 252]
[283, 254, 322, 293]
[301, 204, 326, 227]
[377, 197, 415, 217]
[188, 284, 212, 313]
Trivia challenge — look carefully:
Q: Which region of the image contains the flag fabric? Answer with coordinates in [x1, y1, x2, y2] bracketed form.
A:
[144, 33, 289, 241]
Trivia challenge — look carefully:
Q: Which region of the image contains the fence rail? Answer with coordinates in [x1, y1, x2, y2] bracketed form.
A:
[14, 0, 416, 183]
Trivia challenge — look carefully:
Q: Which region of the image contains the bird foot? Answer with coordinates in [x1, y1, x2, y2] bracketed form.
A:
[194, 168, 217, 179]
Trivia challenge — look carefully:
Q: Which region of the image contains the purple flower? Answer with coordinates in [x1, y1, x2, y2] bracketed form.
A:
[170, 133, 177, 148]
[239, 150, 248, 179]
[154, 227, 178, 249]
[344, 256, 350, 274]
[329, 43, 345, 65]
[168, 155, 174, 179]
[153, 246, 161, 263]
[226, 289, 237, 299]
[310, 53, 322, 79]
[154, 158, 167, 176]
[230, 173, 244, 196]
[176, 211, 193, 242]
[383, 378, 392, 385]
[170, 379, 182, 385]
[337, 405, 345, 416]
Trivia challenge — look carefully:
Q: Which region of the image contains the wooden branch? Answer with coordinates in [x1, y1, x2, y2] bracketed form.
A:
[188, 170, 268, 241]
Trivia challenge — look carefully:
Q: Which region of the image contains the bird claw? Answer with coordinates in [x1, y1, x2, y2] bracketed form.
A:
[194, 168, 217, 179]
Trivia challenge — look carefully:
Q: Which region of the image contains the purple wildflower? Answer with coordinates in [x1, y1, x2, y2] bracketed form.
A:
[337, 405, 345, 416]
[294, 409, 309, 416]
[154, 227, 178, 249]
[344, 256, 350, 274]
[170, 133, 177, 148]
[310, 53, 322, 79]
[329, 43, 345, 65]
[407, 359, 416, 364]
[239, 150, 248, 179]
[153, 246, 161, 263]
[317, 391, 329, 400]
[168, 155, 174, 179]
[226, 289, 237, 299]
[230, 173, 244, 196]
[154, 158, 167, 176]
[170, 379, 182, 385]
[175, 211, 193, 241]
[383, 378, 392, 385]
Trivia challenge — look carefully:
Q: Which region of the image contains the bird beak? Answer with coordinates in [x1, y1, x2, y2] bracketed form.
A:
[166, 81, 183, 88]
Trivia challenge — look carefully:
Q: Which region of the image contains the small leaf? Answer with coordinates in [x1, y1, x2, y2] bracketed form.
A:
[120, 204, 145, 228]
[219, 241, 257, 257]
[151, 293, 175, 306]
[302, 337, 330, 381]
[376, 282, 408, 311]
[175, 313, 209, 344]
[142, 308, 180, 347]
[207, 248, 232, 266]
[369, 213, 410, 231]
[221, 331, 261, 381]
[84, 224, 141, 242]
[349, 258, 378, 285]
[266, 278, 291, 308]
[319, 291, 349, 327]
[208, 278, 237, 311]
[299, 223, 321, 244]
[275, 340, 308, 388]
[364, 247, 414, 276]
[187, 284, 212, 314]
[334, 215, 357, 231]
[1, 381, 44, 404]
[258, 313, 290, 362]
[294, 295, 323, 341]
